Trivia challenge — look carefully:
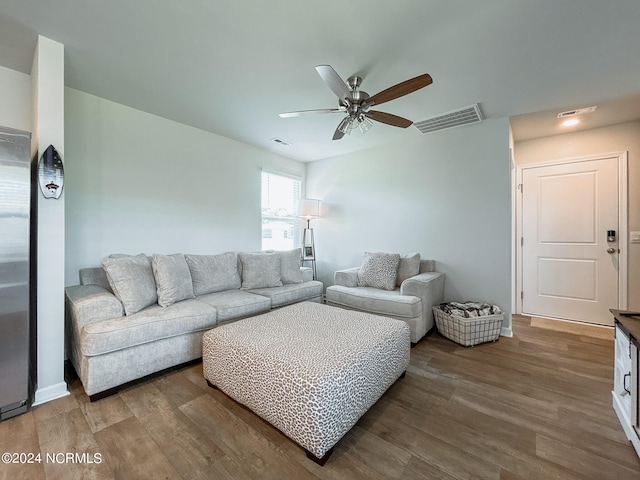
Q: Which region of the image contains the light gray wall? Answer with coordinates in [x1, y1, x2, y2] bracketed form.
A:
[64, 88, 304, 286]
[306, 118, 513, 332]
[0, 65, 31, 131]
[515, 121, 640, 311]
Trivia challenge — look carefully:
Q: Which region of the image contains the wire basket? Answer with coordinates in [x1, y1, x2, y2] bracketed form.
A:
[432, 306, 503, 346]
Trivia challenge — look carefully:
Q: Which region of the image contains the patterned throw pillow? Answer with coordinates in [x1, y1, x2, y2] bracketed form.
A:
[357, 252, 401, 291]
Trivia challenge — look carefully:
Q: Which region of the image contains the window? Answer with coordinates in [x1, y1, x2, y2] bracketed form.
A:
[261, 171, 302, 251]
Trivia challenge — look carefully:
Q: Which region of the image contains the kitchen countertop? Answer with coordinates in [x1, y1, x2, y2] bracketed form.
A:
[612, 309, 640, 348]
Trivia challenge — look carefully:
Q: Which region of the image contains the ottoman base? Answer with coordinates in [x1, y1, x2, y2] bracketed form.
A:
[207, 370, 406, 465]
[306, 447, 334, 466]
[202, 302, 410, 464]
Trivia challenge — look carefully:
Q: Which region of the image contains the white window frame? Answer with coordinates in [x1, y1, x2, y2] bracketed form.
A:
[261, 170, 302, 251]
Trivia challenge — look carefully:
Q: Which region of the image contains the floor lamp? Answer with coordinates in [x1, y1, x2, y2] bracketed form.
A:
[299, 199, 320, 280]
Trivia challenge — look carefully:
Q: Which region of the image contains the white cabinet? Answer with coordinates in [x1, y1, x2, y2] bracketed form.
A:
[613, 325, 640, 457]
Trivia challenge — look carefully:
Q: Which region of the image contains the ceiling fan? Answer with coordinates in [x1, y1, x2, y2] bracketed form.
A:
[279, 65, 433, 140]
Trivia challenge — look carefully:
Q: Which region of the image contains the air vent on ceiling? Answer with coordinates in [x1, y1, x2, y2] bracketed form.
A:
[271, 137, 290, 146]
[414, 104, 483, 134]
[556, 106, 597, 118]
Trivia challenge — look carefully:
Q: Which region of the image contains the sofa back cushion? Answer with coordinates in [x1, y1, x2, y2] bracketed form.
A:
[397, 252, 421, 286]
[419, 259, 436, 273]
[357, 252, 401, 291]
[277, 248, 303, 284]
[238, 252, 283, 289]
[102, 253, 158, 315]
[152, 253, 196, 307]
[185, 252, 241, 296]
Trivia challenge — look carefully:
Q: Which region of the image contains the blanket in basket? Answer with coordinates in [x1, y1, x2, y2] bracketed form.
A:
[439, 302, 501, 318]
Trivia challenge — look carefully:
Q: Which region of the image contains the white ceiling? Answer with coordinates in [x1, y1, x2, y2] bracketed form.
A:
[1, 0, 640, 162]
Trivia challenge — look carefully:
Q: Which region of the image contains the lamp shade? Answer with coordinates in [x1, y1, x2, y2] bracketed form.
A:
[298, 198, 320, 218]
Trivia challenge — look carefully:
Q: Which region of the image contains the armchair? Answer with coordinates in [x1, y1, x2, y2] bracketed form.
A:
[326, 256, 444, 344]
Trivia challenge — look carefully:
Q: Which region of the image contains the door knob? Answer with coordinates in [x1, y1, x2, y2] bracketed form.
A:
[607, 247, 616, 254]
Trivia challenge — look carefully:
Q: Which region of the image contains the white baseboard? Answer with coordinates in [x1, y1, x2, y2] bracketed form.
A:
[500, 313, 513, 337]
[500, 326, 513, 338]
[32, 382, 69, 406]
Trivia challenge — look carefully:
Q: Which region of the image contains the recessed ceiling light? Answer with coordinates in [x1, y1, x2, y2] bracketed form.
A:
[562, 118, 580, 127]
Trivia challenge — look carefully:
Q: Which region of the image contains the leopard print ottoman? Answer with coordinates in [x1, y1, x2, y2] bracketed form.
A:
[202, 301, 410, 465]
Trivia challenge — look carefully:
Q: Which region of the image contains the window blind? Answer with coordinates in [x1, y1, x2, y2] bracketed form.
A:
[261, 171, 302, 250]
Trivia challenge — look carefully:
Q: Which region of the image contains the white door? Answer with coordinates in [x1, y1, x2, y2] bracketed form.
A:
[521, 157, 619, 326]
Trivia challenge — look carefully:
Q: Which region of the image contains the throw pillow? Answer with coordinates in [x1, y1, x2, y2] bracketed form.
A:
[357, 252, 401, 291]
[397, 252, 421, 286]
[278, 248, 303, 284]
[185, 252, 241, 296]
[102, 253, 158, 315]
[238, 252, 283, 289]
[151, 253, 195, 307]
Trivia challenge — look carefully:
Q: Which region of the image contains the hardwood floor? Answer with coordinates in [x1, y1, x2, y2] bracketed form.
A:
[1, 315, 639, 479]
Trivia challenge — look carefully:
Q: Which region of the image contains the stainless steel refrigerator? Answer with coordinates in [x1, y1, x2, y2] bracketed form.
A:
[0, 126, 31, 420]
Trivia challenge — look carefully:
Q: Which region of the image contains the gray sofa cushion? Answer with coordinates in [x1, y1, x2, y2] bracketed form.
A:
[248, 280, 323, 308]
[185, 252, 241, 295]
[357, 252, 401, 291]
[239, 252, 283, 289]
[152, 253, 195, 307]
[80, 299, 217, 356]
[102, 254, 158, 315]
[397, 252, 421, 286]
[196, 290, 271, 323]
[326, 285, 422, 319]
[278, 248, 303, 284]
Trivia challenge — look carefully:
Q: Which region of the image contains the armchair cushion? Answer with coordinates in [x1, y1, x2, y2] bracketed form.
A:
[357, 252, 400, 291]
[326, 286, 421, 319]
[397, 252, 421, 286]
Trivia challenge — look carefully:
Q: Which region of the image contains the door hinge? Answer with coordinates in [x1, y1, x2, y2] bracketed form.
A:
[517, 183, 523, 193]
[521, 291, 524, 300]
[521, 237, 524, 246]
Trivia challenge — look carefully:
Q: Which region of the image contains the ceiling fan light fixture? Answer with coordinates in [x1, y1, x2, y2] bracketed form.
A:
[338, 116, 353, 135]
[358, 115, 374, 133]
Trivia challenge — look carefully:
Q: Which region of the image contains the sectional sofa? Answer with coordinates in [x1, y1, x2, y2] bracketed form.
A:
[65, 249, 322, 400]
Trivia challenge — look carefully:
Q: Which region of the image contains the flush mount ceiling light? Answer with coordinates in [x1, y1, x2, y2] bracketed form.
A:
[562, 118, 580, 127]
[557, 106, 597, 118]
[557, 105, 596, 128]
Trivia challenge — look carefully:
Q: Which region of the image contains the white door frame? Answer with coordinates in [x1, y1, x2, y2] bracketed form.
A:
[515, 151, 628, 317]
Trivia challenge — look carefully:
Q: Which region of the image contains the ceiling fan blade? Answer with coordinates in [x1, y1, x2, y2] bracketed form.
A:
[366, 110, 414, 128]
[365, 73, 433, 107]
[315, 65, 352, 104]
[279, 107, 345, 118]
